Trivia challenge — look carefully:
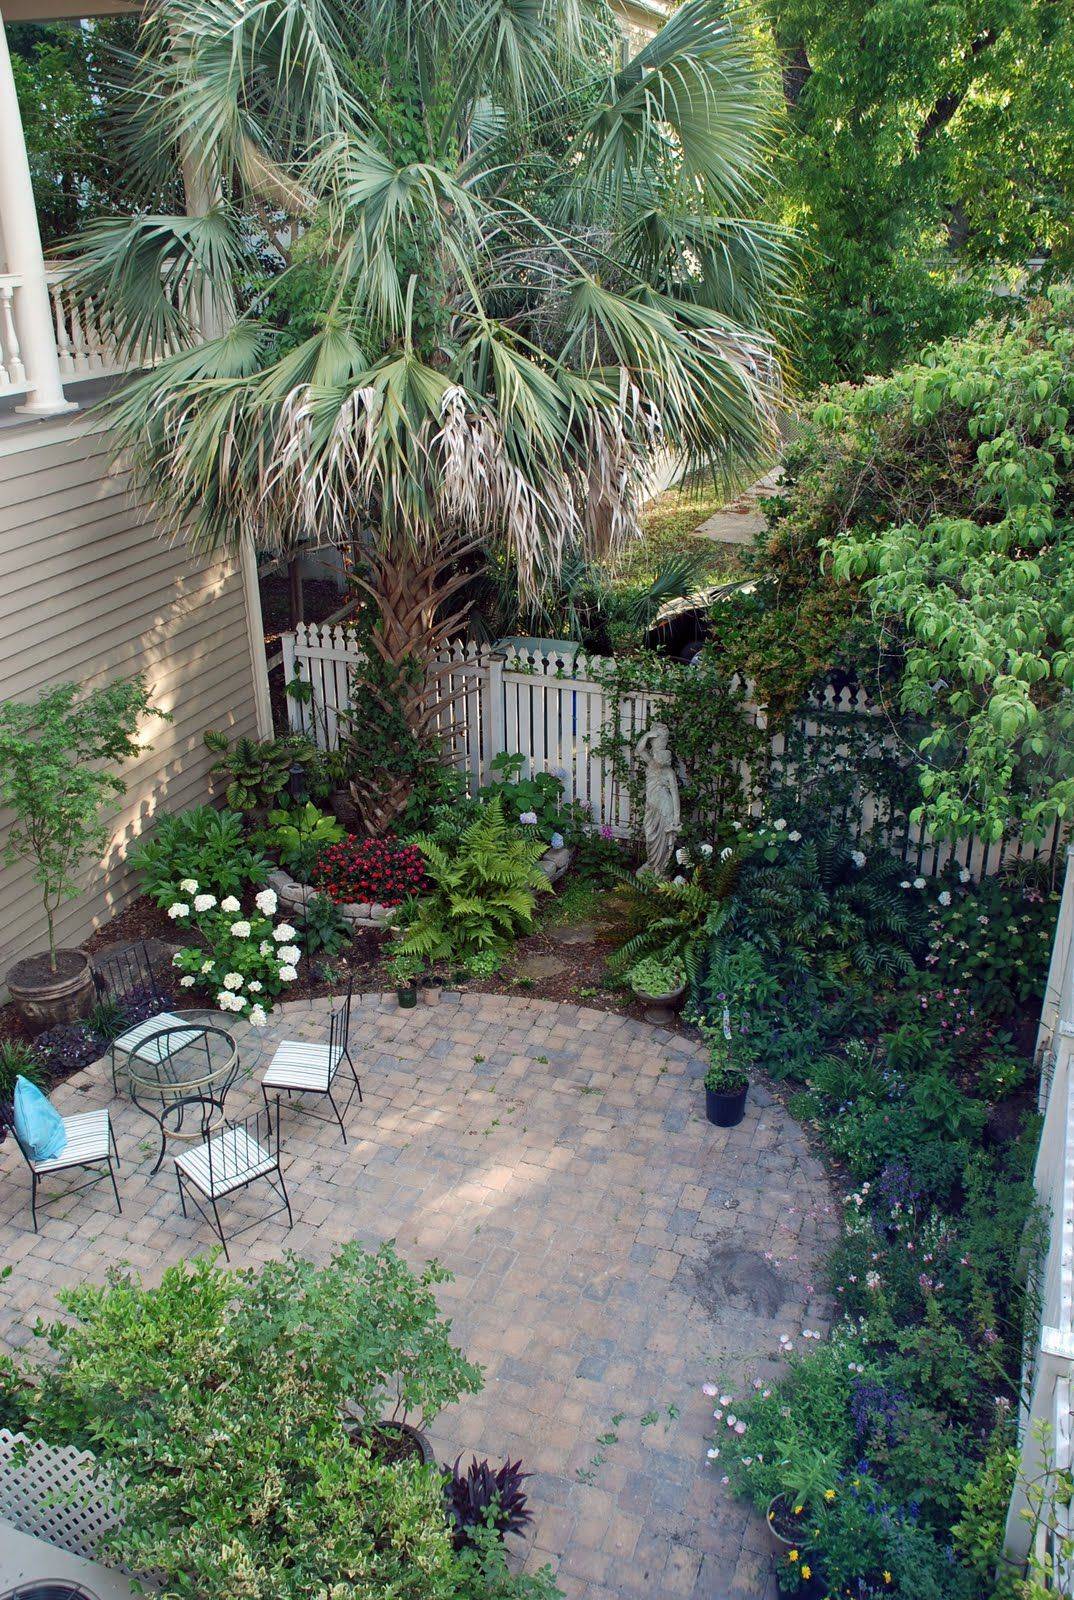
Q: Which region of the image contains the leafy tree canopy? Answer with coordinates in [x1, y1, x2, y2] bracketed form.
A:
[764, 0, 1074, 386]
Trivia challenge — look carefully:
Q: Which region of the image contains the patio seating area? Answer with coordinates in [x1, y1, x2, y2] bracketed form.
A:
[0, 991, 837, 1600]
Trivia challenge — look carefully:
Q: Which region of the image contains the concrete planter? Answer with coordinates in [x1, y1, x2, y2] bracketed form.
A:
[538, 844, 574, 885]
[266, 867, 399, 929]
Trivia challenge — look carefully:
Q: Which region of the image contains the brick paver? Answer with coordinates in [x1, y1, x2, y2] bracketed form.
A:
[0, 993, 839, 1599]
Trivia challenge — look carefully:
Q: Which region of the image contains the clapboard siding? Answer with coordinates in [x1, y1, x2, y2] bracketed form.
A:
[0, 417, 259, 974]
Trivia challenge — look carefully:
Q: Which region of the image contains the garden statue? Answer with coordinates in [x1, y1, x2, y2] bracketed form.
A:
[635, 722, 681, 878]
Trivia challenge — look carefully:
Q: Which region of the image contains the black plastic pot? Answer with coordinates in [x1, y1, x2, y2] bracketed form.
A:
[397, 983, 419, 1009]
[705, 1081, 748, 1127]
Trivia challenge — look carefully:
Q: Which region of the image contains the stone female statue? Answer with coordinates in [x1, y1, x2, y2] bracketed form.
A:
[635, 722, 680, 878]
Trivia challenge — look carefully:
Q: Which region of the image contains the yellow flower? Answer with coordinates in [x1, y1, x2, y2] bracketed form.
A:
[884, 1574, 892, 1585]
[794, 1504, 804, 1515]
[801, 1565, 812, 1580]
[824, 1488, 836, 1500]
[788, 1550, 799, 1563]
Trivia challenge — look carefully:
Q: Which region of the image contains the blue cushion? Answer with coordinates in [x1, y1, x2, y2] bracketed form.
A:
[13, 1076, 67, 1161]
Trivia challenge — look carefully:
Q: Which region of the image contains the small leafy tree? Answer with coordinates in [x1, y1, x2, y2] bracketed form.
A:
[0, 677, 164, 969]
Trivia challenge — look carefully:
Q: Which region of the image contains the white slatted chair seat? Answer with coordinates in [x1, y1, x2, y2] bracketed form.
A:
[263, 1041, 343, 1092]
[31, 1110, 111, 1174]
[115, 1012, 203, 1063]
[176, 1126, 277, 1199]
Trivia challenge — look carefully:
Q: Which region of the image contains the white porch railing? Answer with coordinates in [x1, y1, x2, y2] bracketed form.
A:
[280, 621, 1066, 878]
[0, 272, 27, 396]
[1007, 845, 1074, 1581]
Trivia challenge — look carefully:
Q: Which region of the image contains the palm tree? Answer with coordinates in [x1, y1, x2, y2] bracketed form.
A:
[72, 0, 790, 826]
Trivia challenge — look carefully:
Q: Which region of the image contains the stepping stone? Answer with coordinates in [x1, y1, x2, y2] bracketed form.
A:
[517, 953, 568, 979]
[546, 921, 598, 947]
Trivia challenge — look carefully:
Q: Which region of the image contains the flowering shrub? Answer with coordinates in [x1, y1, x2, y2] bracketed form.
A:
[312, 836, 427, 907]
[168, 883, 299, 1020]
[925, 870, 1059, 1014]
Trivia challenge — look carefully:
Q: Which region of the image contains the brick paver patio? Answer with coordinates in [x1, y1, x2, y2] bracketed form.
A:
[0, 993, 838, 1600]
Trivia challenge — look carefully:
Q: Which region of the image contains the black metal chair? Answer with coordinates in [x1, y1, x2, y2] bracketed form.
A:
[11, 1107, 120, 1232]
[94, 940, 198, 1090]
[174, 1101, 292, 1260]
[260, 978, 361, 1141]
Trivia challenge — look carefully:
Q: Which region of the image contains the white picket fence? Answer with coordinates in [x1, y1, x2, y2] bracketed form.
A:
[280, 622, 1063, 879]
[1007, 845, 1074, 1584]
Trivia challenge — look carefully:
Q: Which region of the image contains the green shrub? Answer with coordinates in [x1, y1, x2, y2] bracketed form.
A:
[257, 802, 344, 878]
[0, 1039, 45, 1106]
[394, 796, 550, 965]
[7, 1247, 560, 1600]
[130, 806, 269, 905]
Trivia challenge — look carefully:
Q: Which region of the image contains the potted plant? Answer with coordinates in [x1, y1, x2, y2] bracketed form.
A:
[765, 1448, 841, 1554]
[385, 945, 422, 1008]
[627, 952, 688, 1006]
[443, 1456, 532, 1551]
[0, 678, 163, 1036]
[701, 1002, 751, 1127]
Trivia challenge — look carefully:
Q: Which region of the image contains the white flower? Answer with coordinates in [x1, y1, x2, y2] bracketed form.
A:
[959, 867, 972, 883]
[200, 960, 214, 975]
[731, 820, 742, 831]
[216, 990, 238, 1011]
[194, 893, 217, 913]
[229, 920, 252, 939]
[699, 843, 713, 857]
[273, 924, 297, 943]
[720, 847, 733, 861]
[167, 902, 189, 919]
[675, 847, 688, 865]
[220, 895, 241, 914]
[179, 975, 196, 988]
[172, 953, 183, 967]
[519, 811, 538, 825]
[278, 945, 301, 964]
[248, 1004, 268, 1027]
[247, 980, 263, 993]
[851, 850, 866, 868]
[773, 818, 787, 830]
[702, 1383, 718, 1397]
[706, 1447, 720, 1460]
[913, 876, 926, 889]
[223, 972, 243, 991]
[938, 890, 952, 907]
[673, 874, 686, 886]
[179, 878, 199, 895]
[900, 881, 911, 890]
[255, 888, 279, 915]
[278, 964, 298, 982]
[260, 941, 273, 955]
[550, 832, 564, 850]
[787, 830, 801, 842]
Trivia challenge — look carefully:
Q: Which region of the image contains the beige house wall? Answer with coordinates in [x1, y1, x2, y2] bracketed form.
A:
[0, 415, 260, 975]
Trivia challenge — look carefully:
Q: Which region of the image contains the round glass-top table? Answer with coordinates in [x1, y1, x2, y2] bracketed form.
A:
[123, 1008, 265, 1172]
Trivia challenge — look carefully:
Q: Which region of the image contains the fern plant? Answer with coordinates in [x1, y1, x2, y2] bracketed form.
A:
[605, 856, 740, 979]
[393, 796, 550, 965]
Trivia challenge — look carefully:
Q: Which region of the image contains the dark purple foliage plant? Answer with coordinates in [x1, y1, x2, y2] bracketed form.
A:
[443, 1456, 532, 1549]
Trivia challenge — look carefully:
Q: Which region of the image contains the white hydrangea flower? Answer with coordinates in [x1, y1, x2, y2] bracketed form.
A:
[255, 888, 279, 915]
[222, 972, 243, 991]
[851, 850, 866, 868]
[247, 980, 263, 993]
[913, 876, 926, 889]
[259, 940, 273, 955]
[787, 830, 801, 842]
[179, 975, 196, 988]
[278, 964, 298, 982]
[900, 881, 911, 890]
[959, 867, 972, 883]
[273, 924, 297, 943]
[167, 902, 190, 919]
[216, 990, 237, 1011]
[938, 890, 952, 907]
[200, 960, 214, 974]
[179, 878, 199, 895]
[248, 1004, 268, 1027]
[699, 843, 713, 857]
[194, 893, 217, 913]
[220, 895, 241, 914]
[277, 945, 301, 964]
[773, 818, 787, 830]
[229, 920, 252, 939]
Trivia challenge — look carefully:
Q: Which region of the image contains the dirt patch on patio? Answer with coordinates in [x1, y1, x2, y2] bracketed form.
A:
[690, 1244, 788, 1321]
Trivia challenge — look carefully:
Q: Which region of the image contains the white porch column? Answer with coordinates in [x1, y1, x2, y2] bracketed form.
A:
[0, 10, 76, 416]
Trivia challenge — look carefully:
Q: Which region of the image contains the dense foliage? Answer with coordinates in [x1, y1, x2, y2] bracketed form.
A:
[0, 1247, 553, 1600]
[313, 836, 429, 907]
[130, 806, 269, 905]
[765, 0, 1074, 386]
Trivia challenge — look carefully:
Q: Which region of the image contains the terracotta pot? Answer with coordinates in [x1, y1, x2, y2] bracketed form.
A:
[705, 1080, 749, 1127]
[6, 949, 95, 1038]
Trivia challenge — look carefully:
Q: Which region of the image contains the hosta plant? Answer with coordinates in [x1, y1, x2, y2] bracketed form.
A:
[443, 1457, 532, 1550]
[169, 884, 299, 1019]
[258, 804, 344, 879]
[393, 797, 549, 965]
[626, 954, 687, 997]
[130, 806, 269, 906]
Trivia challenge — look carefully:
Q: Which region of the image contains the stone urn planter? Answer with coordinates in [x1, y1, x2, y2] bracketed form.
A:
[6, 949, 96, 1038]
[631, 977, 687, 1008]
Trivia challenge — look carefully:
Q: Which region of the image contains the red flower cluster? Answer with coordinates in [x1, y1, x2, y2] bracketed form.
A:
[312, 834, 428, 907]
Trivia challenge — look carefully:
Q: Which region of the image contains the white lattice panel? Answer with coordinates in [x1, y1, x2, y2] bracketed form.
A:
[0, 1428, 121, 1560]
